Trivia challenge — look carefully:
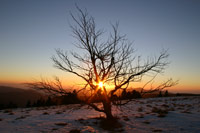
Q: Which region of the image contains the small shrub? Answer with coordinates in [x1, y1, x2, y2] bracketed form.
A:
[76, 118, 89, 125]
[137, 107, 143, 112]
[9, 112, 14, 115]
[135, 114, 144, 118]
[171, 98, 177, 101]
[177, 107, 184, 110]
[168, 107, 175, 111]
[93, 121, 98, 125]
[51, 128, 58, 131]
[99, 117, 123, 131]
[122, 115, 130, 121]
[152, 129, 163, 132]
[15, 116, 26, 120]
[43, 112, 49, 115]
[55, 122, 68, 126]
[161, 104, 169, 108]
[146, 104, 152, 107]
[178, 104, 185, 107]
[78, 118, 84, 121]
[3, 109, 12, 113]
[69, 129, 81, 133]
[152, 107, 168, 117]
[139, 101, 145, 104]
[186, 104, 192, 108]
[56, 111, 62, 114]
[158, 113, 166, 117]
[143, 120, 150, 124]
[181, 110, 192, 114]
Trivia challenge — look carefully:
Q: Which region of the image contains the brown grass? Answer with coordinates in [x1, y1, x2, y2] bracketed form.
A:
[143, 120, 150, 124]
[152, 107, 168, 117]
[181, 110, 192, 114]
[15, 116, 27, 120]
[152, 129, 163, 132]
[55, 122, 68, 126]
[135, 114, 144, 118]
[55, 111, 62, 114]
[3, 109, 12, 113]
[137, 107, 143, 112]
[43, 112, 49, 115]
[122, 115, 130, 121]
[69, 129, 81, 133]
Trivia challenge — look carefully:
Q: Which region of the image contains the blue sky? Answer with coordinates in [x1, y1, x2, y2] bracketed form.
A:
[0, 0, 200, 93]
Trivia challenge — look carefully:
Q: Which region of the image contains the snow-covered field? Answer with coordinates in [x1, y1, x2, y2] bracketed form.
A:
[0, 96, 200, 133]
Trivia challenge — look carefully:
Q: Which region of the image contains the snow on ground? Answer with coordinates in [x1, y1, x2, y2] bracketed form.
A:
[0, 96, 200, 133]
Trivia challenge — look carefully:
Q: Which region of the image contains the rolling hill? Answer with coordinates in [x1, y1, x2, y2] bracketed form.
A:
[0, 86, 44, 107]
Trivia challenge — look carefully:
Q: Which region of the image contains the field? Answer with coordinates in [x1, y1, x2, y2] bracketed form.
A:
[0, 96, 200, 132]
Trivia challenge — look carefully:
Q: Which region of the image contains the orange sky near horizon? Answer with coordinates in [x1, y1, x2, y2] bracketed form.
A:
[0, 73, 199, 94]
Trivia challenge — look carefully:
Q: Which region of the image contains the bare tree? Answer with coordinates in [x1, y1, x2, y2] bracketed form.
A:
[27, 7, 177, 119]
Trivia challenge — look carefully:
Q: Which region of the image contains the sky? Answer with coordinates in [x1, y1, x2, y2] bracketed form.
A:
[0, 0, 200, 93]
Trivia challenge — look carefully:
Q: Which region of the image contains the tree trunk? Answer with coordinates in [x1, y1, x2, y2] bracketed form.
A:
[103, 100, 114, 119]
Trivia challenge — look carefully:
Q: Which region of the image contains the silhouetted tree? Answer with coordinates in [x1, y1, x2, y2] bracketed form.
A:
[0, 104, 5, 110]
[27, 7, 177, 119]
[164, 90, 169, 97]
[8, 102, 17, 108]
[120, 90, 141, 100]
[34, 98, 46, 107]
[46, 96, 53, 106]
[121, 90, 127, 99]
[158, 91, 163, 97]
[26, 100, 31, 108]
[61, 90, 81, 104]
[131, 90, 142, 99]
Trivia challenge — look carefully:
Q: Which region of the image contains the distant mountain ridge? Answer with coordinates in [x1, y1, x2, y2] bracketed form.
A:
[0, 86, 44, 107]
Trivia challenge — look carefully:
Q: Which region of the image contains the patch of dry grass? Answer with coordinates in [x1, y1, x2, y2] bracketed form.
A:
[152, 129, 163, 132]
[55, 122, 68, 126]
[3, 109, 12, 113]
[181, 110, 192, 114]
[143, 120, 150, 124]
[43, 112, 49, 115]
[151, 107, 168, 117]
[69, 129, 81, 133]
[15, 116, 27, 120]
[122, 115, 130, 121]
[137, 107, 143, 112]
[135, 114, 144, 118]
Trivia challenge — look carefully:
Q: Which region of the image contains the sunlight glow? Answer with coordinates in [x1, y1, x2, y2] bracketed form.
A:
[98, 82, 104, 88]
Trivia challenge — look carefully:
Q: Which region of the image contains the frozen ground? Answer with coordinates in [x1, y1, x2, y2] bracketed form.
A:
[0, 96, 200, 133]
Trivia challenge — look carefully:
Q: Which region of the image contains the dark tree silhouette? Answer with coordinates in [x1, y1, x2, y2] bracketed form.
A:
[26, 100, 31, 108]
[164, 90, 169, 97]
[158, 91, 163, 97]
[27, 7, 177, 119]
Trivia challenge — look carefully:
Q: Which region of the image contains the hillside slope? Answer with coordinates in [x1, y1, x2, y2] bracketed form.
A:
[0, 86, 43, 107]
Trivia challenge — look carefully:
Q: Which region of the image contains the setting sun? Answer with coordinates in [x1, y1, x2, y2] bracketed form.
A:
[98, 82, 104, 88]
